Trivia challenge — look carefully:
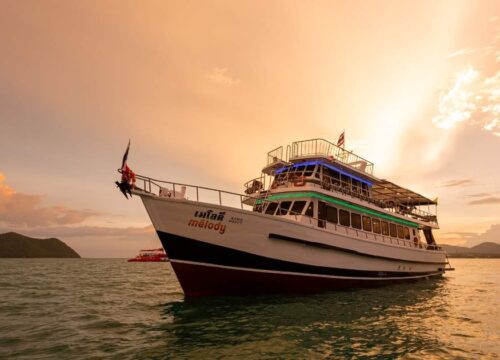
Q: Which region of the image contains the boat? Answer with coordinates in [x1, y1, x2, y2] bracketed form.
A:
[117, 138, 453, 296]
[127, 248, 169, 262]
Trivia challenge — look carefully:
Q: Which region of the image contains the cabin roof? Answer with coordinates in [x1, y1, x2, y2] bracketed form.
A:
[371, 180, 437, 206]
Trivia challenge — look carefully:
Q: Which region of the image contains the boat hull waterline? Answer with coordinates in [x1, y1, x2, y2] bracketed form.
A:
[140, 194, 446, 297]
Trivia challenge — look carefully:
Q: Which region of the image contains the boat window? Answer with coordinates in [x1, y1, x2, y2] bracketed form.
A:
[339, 209, 350, 226]
[326, 205, 338, 224]
[352, 179, 361, 193]
[341, 174, 350, 189]
[390, 223, 397, 237]
[305, 202, 314, 217]
[265, 202, 278, 215]
[294, 165, 305, 174]
[351, 213, 362, 229]
[381, 221, 389, 235]
[397, 225, 404, 239]
[412, 229, 416, 236]
[404, 227, 410, 240]
[318, 201, 327, 228]
[254, 203, 263, 213]
[304, 165, 315, 177]
[372, 219, 381, 234]
[361, 183, 369, 196]
[277, 201, 292, 215]
[290, 201, 306, 215]
[362, 216, 372, 231]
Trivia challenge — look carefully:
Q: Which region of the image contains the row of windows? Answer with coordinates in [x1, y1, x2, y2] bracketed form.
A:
[256, 200, 415, 241]
[255, 200, 313, 217]
[317, 201, 413, 240]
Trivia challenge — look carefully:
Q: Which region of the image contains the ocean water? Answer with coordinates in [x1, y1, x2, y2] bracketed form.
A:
[0, 259, 498, 359]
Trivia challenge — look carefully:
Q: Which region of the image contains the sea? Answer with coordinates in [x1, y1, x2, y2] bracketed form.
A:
[0, 259, 498, 359]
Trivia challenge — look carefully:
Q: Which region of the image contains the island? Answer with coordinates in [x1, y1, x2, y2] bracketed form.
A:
[0, 232, 80, 258]
[441, 242, 500, 258]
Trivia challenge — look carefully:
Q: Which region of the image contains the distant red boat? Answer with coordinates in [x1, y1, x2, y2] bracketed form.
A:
[128, 248, 169, 262]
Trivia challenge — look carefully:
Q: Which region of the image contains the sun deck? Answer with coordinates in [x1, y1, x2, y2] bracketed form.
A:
[263, 138, 374, 176]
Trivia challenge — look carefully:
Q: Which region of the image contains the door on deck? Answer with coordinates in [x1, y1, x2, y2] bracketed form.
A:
[423, 228, 436, 245]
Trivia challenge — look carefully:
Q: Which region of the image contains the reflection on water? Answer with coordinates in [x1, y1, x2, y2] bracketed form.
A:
[0, 259, 498, 359]
[155, 280, 450, 358]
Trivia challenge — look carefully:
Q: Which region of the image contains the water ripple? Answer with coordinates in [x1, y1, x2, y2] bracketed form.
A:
[0, 258, 498, 359]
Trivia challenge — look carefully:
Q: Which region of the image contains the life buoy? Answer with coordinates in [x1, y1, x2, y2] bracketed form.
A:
[413, 237, 419, 246]
[294, 176, 305, 186]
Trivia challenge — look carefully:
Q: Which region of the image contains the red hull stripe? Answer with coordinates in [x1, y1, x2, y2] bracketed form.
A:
[170, 260, 443, 297]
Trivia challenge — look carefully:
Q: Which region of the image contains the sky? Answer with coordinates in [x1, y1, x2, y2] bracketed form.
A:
[0, 0, 499, 257]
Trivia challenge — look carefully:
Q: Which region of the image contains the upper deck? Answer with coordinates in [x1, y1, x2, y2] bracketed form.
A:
[247, 138, 438, 227]
[263, 138, 374, 176]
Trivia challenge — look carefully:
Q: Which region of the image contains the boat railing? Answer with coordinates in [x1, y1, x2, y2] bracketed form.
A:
[244, 175, 266, 195]
[267, 146, 284, 166]
[132, 173, 252, 210]
[290, 139, 374, 175]
[271, 172, 438, 225]
[259, 199, 439, 252]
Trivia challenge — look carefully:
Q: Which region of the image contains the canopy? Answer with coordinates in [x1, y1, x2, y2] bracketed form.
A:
[371, 180, 437, 206]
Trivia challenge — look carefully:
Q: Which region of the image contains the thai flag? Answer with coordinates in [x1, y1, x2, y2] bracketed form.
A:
[337, 131, 345, 148]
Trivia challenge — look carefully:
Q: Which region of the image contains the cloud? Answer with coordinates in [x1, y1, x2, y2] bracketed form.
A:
[465, 224, 500, 247]
[439, 224, 500, 247]
[207, 67, 240, 86]
[434, 28, 500, 135]
[440, 178, 475, 187]
[0, 173, 98, 227]
[467, 196, 500, 205]
[466, 192, 492, 197]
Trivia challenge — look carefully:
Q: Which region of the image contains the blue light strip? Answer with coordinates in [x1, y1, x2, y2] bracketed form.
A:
[274, 160, 373, 187]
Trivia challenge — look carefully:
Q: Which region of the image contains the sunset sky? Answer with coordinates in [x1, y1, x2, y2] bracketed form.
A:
[1, 0, 499, 257]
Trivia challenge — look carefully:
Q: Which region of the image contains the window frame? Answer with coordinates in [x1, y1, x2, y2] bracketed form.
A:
[362, 216, 372, 232]
[389, 223, 397, 237]
[351, 213, 362, 229]
[339, 209, 350, 227]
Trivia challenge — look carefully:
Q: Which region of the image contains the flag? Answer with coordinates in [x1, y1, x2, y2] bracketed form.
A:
[337, 131, 345, 148]
[121, 140, 130, 171]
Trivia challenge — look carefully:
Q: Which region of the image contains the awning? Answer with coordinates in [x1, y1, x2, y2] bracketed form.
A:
[371, 180, 437, 206]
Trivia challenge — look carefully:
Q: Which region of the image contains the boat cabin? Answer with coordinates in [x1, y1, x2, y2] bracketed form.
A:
[244, 138, 440, 250]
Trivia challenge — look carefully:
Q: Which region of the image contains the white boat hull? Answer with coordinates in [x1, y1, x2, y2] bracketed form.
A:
[140, 194, 447, 297]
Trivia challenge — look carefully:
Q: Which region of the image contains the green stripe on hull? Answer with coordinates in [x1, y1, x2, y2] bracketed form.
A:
[256, 192, 419, 228]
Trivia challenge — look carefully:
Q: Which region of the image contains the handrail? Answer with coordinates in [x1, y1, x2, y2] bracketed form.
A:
[121, 171, 441, 253]
[271, 171, 438, 225]
[128, 172, 251, 210]
[258, 199, 439, 252]
[290, 138, 374, 174]
[267, 146, 284, 166]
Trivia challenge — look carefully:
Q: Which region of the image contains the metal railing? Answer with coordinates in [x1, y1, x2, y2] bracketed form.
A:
[271, 171, 438, 225]
[266, 146, 284, 166]
[132, 173, 252, 210]
[290, 139, 374, 174]
[125, 172, 441, 253]
[258, 199, 440, 252]
[244, 175, 266, 195]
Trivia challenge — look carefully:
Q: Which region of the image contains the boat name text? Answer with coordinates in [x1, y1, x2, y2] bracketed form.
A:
[188, 219, 226, 234]
[193, 210, 225, 221]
